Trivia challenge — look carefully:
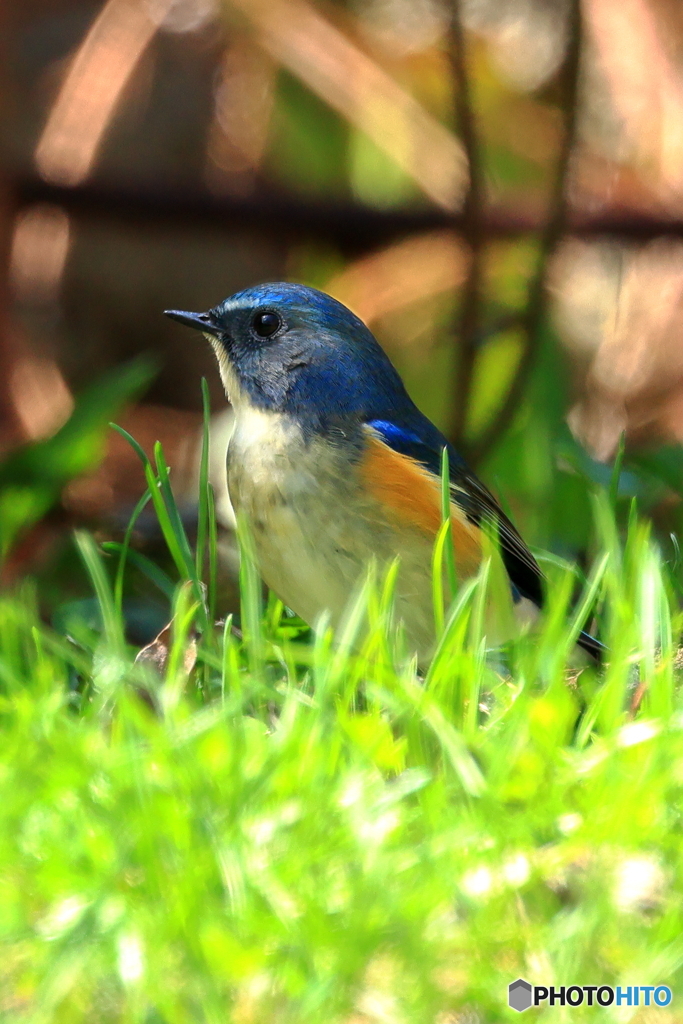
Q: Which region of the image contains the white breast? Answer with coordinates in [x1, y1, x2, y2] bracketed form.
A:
[227, 406, 369, 629]
[225, 403, 460, 660]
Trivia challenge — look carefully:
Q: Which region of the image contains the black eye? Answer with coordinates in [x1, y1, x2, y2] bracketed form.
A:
[252, 311, 281, 338]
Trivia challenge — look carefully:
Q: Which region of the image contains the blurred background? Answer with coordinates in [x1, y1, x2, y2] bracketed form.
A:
[5, 0, 683, 628]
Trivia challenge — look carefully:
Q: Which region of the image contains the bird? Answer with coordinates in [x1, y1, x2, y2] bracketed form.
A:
[165, 282, 602, 663]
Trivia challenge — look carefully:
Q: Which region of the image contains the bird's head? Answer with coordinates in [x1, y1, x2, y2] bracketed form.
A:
[165, 282, 411, 428]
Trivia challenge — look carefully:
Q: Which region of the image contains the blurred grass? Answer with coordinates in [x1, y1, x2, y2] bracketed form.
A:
[1, 402, 683, 1022]
[0, 359, 156, 561]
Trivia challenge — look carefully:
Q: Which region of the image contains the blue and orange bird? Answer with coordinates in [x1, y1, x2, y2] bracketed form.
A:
[166, 283, 601, 662]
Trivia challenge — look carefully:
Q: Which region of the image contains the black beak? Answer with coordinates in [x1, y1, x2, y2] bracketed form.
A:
[164, 309, 220, 336]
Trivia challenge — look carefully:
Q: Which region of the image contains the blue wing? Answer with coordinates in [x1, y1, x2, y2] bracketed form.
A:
[366, 416, 604, 661]
[367, 416, 543, 606]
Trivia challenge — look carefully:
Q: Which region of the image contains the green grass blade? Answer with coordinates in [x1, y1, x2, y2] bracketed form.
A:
[111, 425, 189, 583]
[440, 446, 458, 602]
[101, 543, 175, 601]
[431, 519, 450, 637]
[74, 531, 124, 654]
[111, 489, 152, 617]
[609, 430, 626, 512]
[153, 442, 196, 581]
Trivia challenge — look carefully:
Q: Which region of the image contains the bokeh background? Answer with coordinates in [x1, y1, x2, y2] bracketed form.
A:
[5, 0, 683, 622]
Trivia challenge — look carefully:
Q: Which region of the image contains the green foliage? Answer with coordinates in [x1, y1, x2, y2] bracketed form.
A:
[348, 127, 420, 207]
[0, 358, 155, 560]
[268, 71, 349, 198]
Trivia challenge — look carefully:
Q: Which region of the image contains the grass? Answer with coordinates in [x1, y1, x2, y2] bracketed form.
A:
[1, 407, 683, 1022]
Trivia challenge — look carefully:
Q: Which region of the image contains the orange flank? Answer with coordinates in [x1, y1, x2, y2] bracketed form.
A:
[361, 432, 482, 575]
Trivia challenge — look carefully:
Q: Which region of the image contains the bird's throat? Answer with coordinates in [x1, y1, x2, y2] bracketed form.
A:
[208, 335, 242, 408]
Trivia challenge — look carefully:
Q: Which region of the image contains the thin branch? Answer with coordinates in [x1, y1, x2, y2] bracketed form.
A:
[15, 176, 683, 246]
[0, 0, 24, 449]
[469, 0, 583, 465]
[445, 0, 485, 445]
[0, 184, 23, 446]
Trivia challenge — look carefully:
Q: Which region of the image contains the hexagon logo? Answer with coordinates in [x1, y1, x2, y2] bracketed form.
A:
[508, 978, 533, 1012]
